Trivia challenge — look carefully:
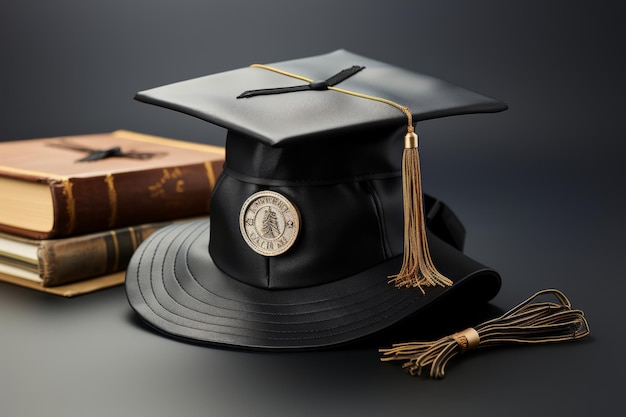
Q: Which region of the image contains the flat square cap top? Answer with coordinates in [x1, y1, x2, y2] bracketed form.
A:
[135, 49, 507, 146]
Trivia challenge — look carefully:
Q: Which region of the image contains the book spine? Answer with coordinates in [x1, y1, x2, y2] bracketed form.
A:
[37, 222, 175, 286]
[38, 159, 222, 239]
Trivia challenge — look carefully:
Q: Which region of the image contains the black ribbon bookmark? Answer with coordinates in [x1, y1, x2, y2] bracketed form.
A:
[237, 65, 365, 99]
[48, 141, 165, 162]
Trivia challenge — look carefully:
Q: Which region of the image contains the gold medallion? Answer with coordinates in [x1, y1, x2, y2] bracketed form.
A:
[239, 191, 300, 256]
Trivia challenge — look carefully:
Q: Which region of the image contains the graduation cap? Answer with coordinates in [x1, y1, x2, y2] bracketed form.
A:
[125, 49, 508, 350]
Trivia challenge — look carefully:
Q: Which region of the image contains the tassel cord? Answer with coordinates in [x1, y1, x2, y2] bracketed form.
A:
[380, 289, 590, 378]
[387, 137, 453, 291]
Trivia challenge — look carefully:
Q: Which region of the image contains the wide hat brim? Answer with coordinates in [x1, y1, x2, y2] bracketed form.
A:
[125, 219, 501, 350]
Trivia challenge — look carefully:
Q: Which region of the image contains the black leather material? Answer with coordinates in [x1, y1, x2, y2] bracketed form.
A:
[210, 127, 408, 289]
[126, 49, 506, 349]
[135, 49, 507, 146]
[222, 125, 403, 185]
[126, 199, 500, 350]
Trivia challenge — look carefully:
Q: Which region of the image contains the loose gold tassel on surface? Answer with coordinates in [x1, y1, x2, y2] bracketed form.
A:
[379, 289, 590, 379]
[387, 127, 453, 293]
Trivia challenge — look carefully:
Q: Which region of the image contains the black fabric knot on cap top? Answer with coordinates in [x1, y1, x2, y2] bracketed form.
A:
[308, 80, 330, 91]
[237, 65, 365, 98]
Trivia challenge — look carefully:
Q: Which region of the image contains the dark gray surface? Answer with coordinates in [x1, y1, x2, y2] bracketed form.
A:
[1, 1, 623, 416]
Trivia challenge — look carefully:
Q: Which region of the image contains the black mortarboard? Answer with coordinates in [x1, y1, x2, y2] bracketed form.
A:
[126, 49, 507, 349]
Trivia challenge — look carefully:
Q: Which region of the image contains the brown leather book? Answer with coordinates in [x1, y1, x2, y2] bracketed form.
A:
[0, 130, 224, 239]
[0, 218, 203, 286]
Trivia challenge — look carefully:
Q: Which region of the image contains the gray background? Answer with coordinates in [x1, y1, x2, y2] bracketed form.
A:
[1, 1, 624, 416]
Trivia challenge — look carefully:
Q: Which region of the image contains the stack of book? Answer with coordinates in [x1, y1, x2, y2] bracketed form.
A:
[0, 130, 224, 296]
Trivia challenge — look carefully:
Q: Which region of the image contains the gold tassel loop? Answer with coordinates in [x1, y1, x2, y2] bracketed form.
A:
[387, 125, 453, 293]
[379, 289, 590, 379]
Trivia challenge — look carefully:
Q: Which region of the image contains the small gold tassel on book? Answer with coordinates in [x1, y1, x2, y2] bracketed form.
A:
[387, 126, 453, 293]
[379, 289, 590, 379]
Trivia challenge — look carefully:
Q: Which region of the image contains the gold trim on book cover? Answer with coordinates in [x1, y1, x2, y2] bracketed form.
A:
[110, 229, 120, 271]
[204, 161, 216, 188]
[62, 178, 76, 234]
[105, 173, 118, 228]
[128, 226, 139, 250]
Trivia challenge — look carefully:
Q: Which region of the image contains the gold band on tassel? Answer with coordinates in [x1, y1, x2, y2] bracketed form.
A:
[452, 328, 480, 353]
[405, 131, 418, 148]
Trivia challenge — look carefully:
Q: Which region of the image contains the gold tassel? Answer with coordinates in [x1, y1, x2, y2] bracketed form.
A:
[387, 126, 453, 293]
[379, 289, 590, 379]
[241, 64, 453, 292]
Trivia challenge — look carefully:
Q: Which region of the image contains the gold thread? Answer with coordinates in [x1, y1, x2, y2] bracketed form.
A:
[452, 333, 469, 352]
[250, 64, 313, 83]
[329, 87, 413, 128]
[62, 178, 76, 234]
[105, 174, 118, 228]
